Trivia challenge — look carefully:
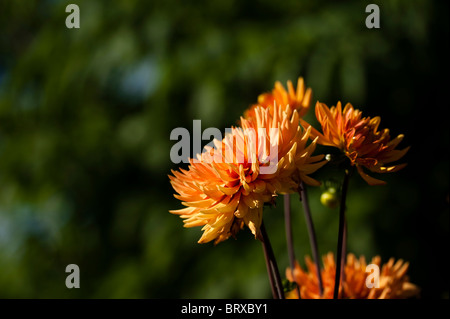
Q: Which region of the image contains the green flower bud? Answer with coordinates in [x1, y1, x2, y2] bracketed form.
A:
[320, 187, 339, 209]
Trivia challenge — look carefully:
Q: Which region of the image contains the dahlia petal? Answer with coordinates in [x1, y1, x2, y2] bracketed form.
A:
[198, 226, 216, 244]
[387, 134, 404, 148]
[218, 184, 240, 196]
[370, 163, 407, 174]
[299, 173, 321, 186]
[215, 195, 239, 213]
[183, 218, 207, 228]
[302, 87, 312, 108]
[296, 77, 305, 101]
[211, 213, 234, 229]
[299, 158, 327, 174]
[242, 194, 259, 209]
[234, 201, 249, 218]
[169, 206, 197, 216]
[306, 154, 325, 163]
[212, 164, 238, 182]
[299, 118, 336, 147]
[357, 166, 386, 186]
[243, 207, 263, 238]
[379, 147, 410, 164]
[287, 80, 296, 100]
[182, 199, 215, 208]
[253, 179, 266, 193]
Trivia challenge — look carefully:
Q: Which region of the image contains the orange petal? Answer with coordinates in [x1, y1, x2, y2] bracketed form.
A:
[357, 166, 386, 186]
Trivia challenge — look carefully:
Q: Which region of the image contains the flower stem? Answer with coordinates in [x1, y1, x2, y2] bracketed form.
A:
[334, 169, 350, 299]
[340, 219, 347, 294]
[260, 221, 284, 299]
[300, 181, 324, 296]
[284, 194, 301, 299]
[261, 243, 277, 299]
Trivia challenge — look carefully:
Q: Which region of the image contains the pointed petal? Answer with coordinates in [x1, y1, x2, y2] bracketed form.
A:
[357, 166, 386, 186]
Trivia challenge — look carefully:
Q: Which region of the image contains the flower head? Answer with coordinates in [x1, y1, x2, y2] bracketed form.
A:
[286, 252, 420, 299]
[169, 104, 325, 244]
[301, 102, 410, 185]
[244, 77, 312, 121]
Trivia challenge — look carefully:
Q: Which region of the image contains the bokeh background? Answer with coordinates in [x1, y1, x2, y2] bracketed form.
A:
[0, 0, 448, 298]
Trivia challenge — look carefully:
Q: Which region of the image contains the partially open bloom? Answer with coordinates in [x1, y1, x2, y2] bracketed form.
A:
[244, 77, 312, 121]
[169, 104, 326, 244]
[286, 252, 420, 299]
[301, 102, 410, 185]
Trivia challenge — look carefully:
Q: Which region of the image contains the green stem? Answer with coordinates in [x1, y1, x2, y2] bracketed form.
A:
[340, 219, 347, 296]
[261, 240, 277, 299]
[300, 181, 324, 296]
[260, 222, 284, 299]
[333, 169, 350, 299]
[284, 194, 301, 298]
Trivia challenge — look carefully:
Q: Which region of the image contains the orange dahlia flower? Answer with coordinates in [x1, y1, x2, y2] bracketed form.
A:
[244, 77, 312, 121]
[301, 102, 410, 185]
[169, 104, 326, 244]
[286, 252, 420, 299]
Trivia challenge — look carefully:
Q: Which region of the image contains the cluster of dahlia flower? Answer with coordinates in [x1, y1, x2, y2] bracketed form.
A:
[170, 78, 324, 244]
[169, 77, 418, 299]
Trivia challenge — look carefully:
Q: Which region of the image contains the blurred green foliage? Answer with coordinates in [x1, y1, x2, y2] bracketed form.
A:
[0, 0, 448, 298]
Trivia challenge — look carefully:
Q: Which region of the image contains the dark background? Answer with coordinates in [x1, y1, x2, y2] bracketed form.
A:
[0, 0, 448, 298]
